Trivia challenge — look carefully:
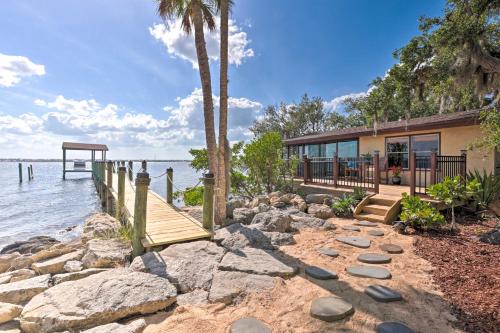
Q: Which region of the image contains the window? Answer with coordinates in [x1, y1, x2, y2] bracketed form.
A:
[386, 136, 409, 168]
[411, 134, 439, 157]
[338, 140, 358, 158]
[307, 144, 320, 158]
[326, 143, 337, 157]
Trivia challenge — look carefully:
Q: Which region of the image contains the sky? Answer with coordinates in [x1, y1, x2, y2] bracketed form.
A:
[0, 0, 446, 159]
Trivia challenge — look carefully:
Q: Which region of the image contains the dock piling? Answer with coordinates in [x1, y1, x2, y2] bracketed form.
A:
[166, 168, 173, 204]
[202, 173, 215, 233]
[128, 161, 133, 181]
[141, 160, 147, 171]
[133, 171, 150, 257]
[107, 161, 114, 214]
[100, 162, 106, 206]
[18, 163, 22, 183]
[117, 166, 126, 221]
[29, 164, 33, 180]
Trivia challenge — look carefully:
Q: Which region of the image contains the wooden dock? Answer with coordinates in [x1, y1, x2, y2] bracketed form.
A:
[103, 165, 211, 249]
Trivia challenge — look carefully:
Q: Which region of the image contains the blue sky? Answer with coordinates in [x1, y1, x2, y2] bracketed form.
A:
[0, 0, 445, 159]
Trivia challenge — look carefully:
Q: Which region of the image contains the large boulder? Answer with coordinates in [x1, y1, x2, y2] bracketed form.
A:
[0, 253, 20, 274]
[0, 275, 50, 304]
[250, 211, 292, 233]
[130, 240, 225, 293]
[31, 250, 84, 275]
[218, 247, 297, 277]
[214, 224, 274, 251]
[0, 236, 59, 255]
[0, 302, 23, 324]
[263, 232, 296, 247]
[251, 195, 270, 208]
[305, 194, 333, 206]
[20, 269, 177, 333]
[30, 242, 80, 263]
[307, 204, 334, 219]
[52, 268, 109, 285]
[290, 195, 307, 212]
[290, 214, 326, 230]
[176, 289, 209, 306]
[232, 208, 256, 225]
[82, 213, 121, 242]
[0, 269, 36, 284]
[80, 318, 146, 333]
[479, 229, 500, 245]
[226, 197, 247, 218]
[9, 255, 33, 271]
[208, 270, 275, 304]
[82, 238, 131, 269]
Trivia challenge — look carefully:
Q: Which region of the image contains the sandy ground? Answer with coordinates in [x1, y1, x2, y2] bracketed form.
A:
[142, 217, 461, 333]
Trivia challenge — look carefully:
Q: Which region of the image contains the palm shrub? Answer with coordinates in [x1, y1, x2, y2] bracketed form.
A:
[331, 194, 357, 217]
[427, 176, 481, 229]
[467, 170, 500, 209]
[352, 187, 367, 202]
[400, 193, 445, 229]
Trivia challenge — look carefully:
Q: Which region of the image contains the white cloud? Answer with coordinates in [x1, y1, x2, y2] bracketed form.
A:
[324, 92, 368, 113]
[0, 53, 45, 87]
[149, 18, 254, 69]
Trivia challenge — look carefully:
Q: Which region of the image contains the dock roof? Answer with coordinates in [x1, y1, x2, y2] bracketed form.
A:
[62, 142, 108, 151]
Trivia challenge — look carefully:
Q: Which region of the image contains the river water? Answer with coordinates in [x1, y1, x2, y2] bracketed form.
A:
[0, 161, 200, 250]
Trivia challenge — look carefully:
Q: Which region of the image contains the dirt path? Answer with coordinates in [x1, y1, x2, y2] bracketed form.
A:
[143, 218, 461, 333]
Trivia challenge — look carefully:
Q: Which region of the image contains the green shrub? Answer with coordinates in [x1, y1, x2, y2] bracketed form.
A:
[118, 223, 133, 241]
[332, 194, 357, 217]
[352, 187, 367, 202]
[467, 170, 500, 209]
[400, 193, 445, 229]
[183, 186, 204, 206]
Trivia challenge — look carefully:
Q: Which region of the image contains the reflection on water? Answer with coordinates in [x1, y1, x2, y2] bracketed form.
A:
[0, 161, 199, 250]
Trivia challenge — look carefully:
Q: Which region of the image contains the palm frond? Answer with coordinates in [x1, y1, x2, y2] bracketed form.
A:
[199, 2, 217, 31]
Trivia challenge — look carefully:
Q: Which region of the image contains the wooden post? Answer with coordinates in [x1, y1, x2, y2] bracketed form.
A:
[202, 173, 215, 232]
[27, 166, 31, 180]
[30, 164, 33, 179]
[333, 154, 339, 187]
[107, 161, 114, 214]
[141, 160, 147, 171]
[133, 171, 150, 257]
[430, 151, 437, 185]
[18, 163, 22, 183]
[373, 152, 380, 194]
[100, 162, 106, 205]
[117, 166, 126, 221]
[62, 148, 66, 180]
[410, 151, 416, 196]
[128, 161, 133, 181]
[460, 150, 467, 181]
[166, 167, 173, 204]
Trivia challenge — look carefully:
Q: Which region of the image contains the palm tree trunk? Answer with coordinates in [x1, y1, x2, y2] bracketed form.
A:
[215, 0, 229, 224]
[192, 2, 217, 175]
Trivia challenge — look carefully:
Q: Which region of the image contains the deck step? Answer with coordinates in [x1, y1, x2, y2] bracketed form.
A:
[362, 204, 389, 216]
[369, 197, 397, 207]
[354, 213, 385, 223]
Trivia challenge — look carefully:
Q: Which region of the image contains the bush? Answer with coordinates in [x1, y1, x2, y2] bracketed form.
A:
[467, 170, 500, 209]
[118, 223, 133, 241]
[400, 193, 445, 229]
[352, 187, 367, 202]
[182, 186, 204, 206]
[331, 194, 357, 217]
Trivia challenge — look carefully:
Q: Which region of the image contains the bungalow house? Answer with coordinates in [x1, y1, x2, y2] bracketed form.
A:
[283, 108, 499, 223]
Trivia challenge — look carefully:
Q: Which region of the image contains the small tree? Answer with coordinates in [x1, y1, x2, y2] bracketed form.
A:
[427, 176, 481, 229]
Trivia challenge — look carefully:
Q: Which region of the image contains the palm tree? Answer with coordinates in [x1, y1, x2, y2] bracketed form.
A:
[156, 0, 218, 174]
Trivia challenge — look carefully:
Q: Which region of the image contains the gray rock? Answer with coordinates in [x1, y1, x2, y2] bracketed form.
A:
[0, 320, 21, 333]
[20, 269, 177, 333]
[290, 215, 325, 229]
[30, 242, 81, 263]
[209, 271, 275, 304]
[251, 195, 270, 208]
[226, 197, 247, 218]
[479, 229, 500, 245]
[251, 211, 291, 233]
[376, 322, 415, 333]
[0, 269, 35, 284]
[130, 240, 225, 293]
[307, 204, 333, 219]
[233, 208, 256, 225]
[82, 213, 121, 242]
[0, 275, 50, 304]
[392, 221, 407, 234]
[10, 255, 33, 271]
[263, 232, 295, 247]
[229, 317, 271, 333]
[310, 296, 354, 322]
[218, 247, 297, 277]
[357, 253, 392, 264]
[0, 302, 23, 324]
[305, 194, 333, 205]
[0, 253, 20, 273]
[64, 260, 83, 272]
[80, 319, 147, 333]
[346, 265, 392, 279]
[52, 268, 108, 285]
[365, 285, 403, 302]
[31, 250, 84, 275]
[305, 266, 338, 280]
[368, 229, 385, 236]
[379, 244, 404, 254]
[354, 220, 378, 227]
[336, 236, 371, 248]
[176, 289, 209, 306]
[317, 247, 339, 257]
[0, 236, 59, 255]
[290, 195, 307, 212]
[214, 224, 274, 251]
[82, 238, 131, 268]
[253, 203, 271, 214]
[342, 225, 361, 232]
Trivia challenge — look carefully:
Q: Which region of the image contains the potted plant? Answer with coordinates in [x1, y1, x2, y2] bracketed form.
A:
[389, 166, 402, 185]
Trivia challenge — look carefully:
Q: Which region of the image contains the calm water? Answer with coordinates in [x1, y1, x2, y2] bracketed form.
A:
[0, 161, 200, 250]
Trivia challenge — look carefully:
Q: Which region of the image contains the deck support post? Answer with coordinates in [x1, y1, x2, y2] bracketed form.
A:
[30, 164, 33, 180]
[128, 161, 133, 181]
[202, 173, 215, 233]
[333, 154, 338, 187]
[141, 160, 147, 171]
[117, 166, 126, 221]
[166, 167, 173, 204]
[107, 161, 114, 214]
[430, 151, 437, 185]
[303, 155, 310, 184]
[133, 172, 150, 257]
[100, 162, 106, 206]
[62, 148, 66, 180]
[18, 163, 22, 183]
[373, 152, 380, 194]
[410, 151, 416, 196]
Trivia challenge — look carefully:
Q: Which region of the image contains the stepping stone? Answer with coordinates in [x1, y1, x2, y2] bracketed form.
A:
[342, 225, 361, 232]
[380, 244, 404, 254]
[376, 322, 415, 333]
[230, 317, 271, 333]
[310, 296, 354, 322]
[357, 253, 392, 264]
[336, 236, 371, 248]
[354, 220, 378, 227]
[365, 285, 403, 302]
[317, 247, 339, 257]
[305, 266, 338, 280]
[346, 265, 391, 279]
[368, 229, 384, 236]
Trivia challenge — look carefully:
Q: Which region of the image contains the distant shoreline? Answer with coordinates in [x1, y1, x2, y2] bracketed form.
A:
[0, 159, 192, 162]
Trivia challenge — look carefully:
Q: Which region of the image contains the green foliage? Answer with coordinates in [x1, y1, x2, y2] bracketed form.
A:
[118, 223, 133, 241]
[331, 194, 357, 218]
[467, 169, 500, 209]
[400, 193, 445, 229]
[352, 187, 368, 202]
[470, 108, 500, 151]
[188, 148, 209, 173]
[182, 186, 204, 206]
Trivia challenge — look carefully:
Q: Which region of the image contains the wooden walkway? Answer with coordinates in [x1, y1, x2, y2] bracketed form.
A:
[106, 173, 211, 248]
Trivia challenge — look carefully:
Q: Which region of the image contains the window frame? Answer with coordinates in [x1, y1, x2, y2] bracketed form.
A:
[384, 132, 441, 170]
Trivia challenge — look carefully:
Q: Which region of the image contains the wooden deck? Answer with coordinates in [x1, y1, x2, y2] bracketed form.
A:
[106, 173, 211, 248]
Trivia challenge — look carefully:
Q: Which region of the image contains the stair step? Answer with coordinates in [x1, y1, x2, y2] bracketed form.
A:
[363, 204, 389, 216]
[355, 213, 385, 223]
[369, 197, 397, 207]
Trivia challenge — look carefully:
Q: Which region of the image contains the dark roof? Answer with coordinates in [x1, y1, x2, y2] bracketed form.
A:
[284, 108, 484, 145]
[62, 142, 108, 151]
